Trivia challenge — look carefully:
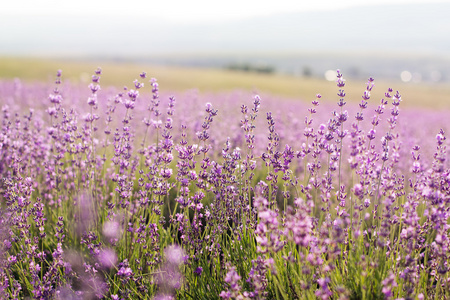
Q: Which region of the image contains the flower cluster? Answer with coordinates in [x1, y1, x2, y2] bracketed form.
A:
[0, 69, 449, 299]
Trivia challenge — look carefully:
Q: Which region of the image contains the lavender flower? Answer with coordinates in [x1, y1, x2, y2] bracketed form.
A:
[1, 69, 449, 299]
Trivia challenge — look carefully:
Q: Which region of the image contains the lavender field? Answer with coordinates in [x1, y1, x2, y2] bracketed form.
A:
[0, 68, 449, 299]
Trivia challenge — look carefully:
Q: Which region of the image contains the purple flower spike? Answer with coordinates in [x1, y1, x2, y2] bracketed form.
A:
[117, 266, 133, 277]
[98, 248, 117, 269]
[194, 267, 203, 276]
[165, 244, 185, 266]
[336, 70, 346, 87]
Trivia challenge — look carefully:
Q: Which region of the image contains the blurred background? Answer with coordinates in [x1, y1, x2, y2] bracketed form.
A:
[1, 0, 450, 105]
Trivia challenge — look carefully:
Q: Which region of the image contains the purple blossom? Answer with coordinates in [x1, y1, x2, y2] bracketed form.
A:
[194, 267, 203, 276]
[117, 266, 133, 278]
[1, 69, 449, 299]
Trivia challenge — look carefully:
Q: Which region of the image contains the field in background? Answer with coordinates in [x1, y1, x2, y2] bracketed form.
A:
[1, 57, 449, 109]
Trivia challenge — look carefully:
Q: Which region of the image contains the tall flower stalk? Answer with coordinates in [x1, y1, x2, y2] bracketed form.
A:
[0, 69, 449, 299]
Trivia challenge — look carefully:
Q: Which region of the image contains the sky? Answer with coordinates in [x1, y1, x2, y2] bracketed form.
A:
[2, 0, 450, 82]
[3, 0, 450, 23]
